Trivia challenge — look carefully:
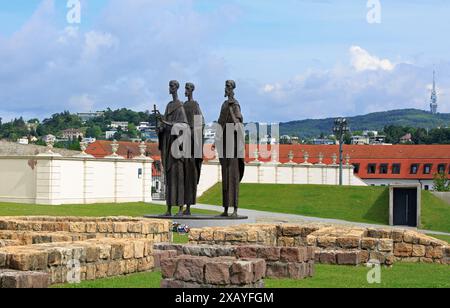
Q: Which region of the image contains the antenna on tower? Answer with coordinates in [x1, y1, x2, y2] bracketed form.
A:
[430, 69, 438, 114]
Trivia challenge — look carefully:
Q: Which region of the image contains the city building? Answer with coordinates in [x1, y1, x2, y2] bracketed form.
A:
[245, 144, 449, 191]
[105, 130, 117, 140]
[109, 122, 129, 131]
[400, 133, 413, 144]
[61, 128, 84, 140]
[77, 111, 105, 123]
[312, 138, 335, 145]
[430, 71, 438, 114]
[141, 129, 158, 142]
[351, 135, 370, 145]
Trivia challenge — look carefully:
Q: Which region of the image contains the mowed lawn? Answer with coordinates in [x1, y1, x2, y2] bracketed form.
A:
[53, 263, 450, 289]
[0, 202, 219, 217]
[199, 184, 450, 233]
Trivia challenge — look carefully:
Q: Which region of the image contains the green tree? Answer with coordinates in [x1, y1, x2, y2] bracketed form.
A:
[433, 173, 450, 192]
[86, 125, 102, 138]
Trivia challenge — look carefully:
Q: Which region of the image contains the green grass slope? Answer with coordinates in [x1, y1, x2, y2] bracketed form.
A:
[199, 184, 450, 233]
[0, 202, 218, 217]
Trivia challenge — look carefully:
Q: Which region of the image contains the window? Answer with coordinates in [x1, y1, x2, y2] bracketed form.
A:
[410, 164, 419, 174]
[392, 164, 401, 175]
[438, 164, 447, 174]
[424, 164, 433, 175]
[424, 185, 430, 191]
[353, 164, 360, 174]
[379, 164, 389, 174]
[368, 164, 377, 174]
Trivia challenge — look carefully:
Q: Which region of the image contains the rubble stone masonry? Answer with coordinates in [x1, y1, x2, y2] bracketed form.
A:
[188, 224, 449, 266]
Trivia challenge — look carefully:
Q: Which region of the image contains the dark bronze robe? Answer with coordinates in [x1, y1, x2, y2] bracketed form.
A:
[158, 100, 188, 207]
[183, 100, 204, 206]
[216, 99, 245, 210]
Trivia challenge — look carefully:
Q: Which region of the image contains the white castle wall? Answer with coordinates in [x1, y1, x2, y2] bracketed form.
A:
[0, 155, 153, 205]
[197, 161, 367, 197]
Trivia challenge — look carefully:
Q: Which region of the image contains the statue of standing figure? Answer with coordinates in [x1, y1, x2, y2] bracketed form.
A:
[182, 82, 204, 216]
[216, 80, 245, 217]
[156, 80, 244, 219]
[157, 80, 188, 216]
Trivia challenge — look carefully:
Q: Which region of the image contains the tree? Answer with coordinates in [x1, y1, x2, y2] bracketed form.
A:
[433, 173, 450, 192]
[86, 125, 102, 138]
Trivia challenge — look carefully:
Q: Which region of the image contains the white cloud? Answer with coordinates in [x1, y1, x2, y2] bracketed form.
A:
[350, 46, 395, 72]
[82, 31, 119, 59]
[68, 94, 95, 112]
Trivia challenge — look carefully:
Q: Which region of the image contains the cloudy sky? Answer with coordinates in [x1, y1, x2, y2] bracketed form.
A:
[0, 0, 449, 123]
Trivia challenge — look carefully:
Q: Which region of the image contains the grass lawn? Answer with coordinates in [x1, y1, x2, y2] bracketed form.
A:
[433, 234, 450, 244]
[199, 184, 450, 233]
[0, 202, 219, 217]
[52, 263, 450, 288]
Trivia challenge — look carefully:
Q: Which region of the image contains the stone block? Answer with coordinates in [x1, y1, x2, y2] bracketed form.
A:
[225, 232, 247, 242]
[252, 259, 266, 281]
[174, 256, 208, 284]
[394, 243, 413, 257]
[412, 245, 426, 257]
[378, 239, 394, 252]
[319, 251, 336, 264]
[107, 261, 122, 277]
[336, 251, 360, 265]
[230, 261, 254, 285]
[391, 230, 404, 243]
[123, 242, 134, 259]
[69, 223, 86, 233]
[95, 263, 108, 279]
[235, 246, 258, 259]
[266, 262, 288, 278]
[0, 270, 49, 289]
[278, 237, 295, 247]
[9, 251, 48, 271]
[317, 236, 337, 249]
[258, 246, 281, 261]
[336, 237, 360, 249]
[113, 223, 129, 234]
[361, 238, 378, 250]
[359, 250, 370, 263]
[161, 258, 177, 279]
[205, 262, 231, 285]
[282, 224, 304, 237]
[134, 241, 145, 259]
[280, 247, 307, 263]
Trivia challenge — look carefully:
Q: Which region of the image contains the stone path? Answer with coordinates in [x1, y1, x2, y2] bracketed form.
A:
[152, 201, 450, 236]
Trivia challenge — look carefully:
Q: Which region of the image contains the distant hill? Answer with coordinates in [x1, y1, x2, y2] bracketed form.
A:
[280, 109, 450, 138]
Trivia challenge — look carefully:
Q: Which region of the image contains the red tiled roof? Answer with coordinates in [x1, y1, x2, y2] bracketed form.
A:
[88, 142, 450, 180]
[86, 141, 160, 159]
[238, 145, 450, 180]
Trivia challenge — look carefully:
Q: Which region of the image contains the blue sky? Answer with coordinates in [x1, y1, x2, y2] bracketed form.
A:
[0, 0, 449, 122]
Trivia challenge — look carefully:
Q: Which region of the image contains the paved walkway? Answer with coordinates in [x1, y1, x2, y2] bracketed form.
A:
[152, 201, 450, 236]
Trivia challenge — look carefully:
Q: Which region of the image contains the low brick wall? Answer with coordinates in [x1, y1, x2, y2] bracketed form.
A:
[189, 224, 450, 265]
[155, 243, 315, 280]
[161, 255, 266, 288]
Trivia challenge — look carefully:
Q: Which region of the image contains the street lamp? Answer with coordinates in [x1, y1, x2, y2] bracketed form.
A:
[333, 118, 350, 186]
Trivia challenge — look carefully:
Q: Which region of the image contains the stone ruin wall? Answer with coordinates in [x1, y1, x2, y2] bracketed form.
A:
[188, 224, 450, 266]
[0, 216, 171, 288]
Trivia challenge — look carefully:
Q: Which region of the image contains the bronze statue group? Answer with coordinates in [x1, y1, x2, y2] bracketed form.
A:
[156, 80, 245, 218]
